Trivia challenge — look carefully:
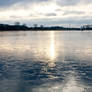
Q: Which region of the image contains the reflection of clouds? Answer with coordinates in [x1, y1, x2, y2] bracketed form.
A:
[62, 74, 85, 92]
[32, 71, 85, 92]
[0, 44, 14, 51]
[1, 31, 92, 62]
[0, 58, 91, 92]
[0, 31, 92, 92]
[0, 44, 31, 52]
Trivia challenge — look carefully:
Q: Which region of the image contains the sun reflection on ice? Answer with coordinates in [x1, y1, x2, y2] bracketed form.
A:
[48, 31, 56, 67]
[49, 31, 56, 60]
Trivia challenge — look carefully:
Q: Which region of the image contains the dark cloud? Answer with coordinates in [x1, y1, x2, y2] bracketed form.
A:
[0, 0, 92, 8]
[0, 0, 49, 7]
[45, 13, 57, 17]
[0, 0, 19, 7]
[63, 11, 85, 15]
[55, 9, 62, 12]
[55, 0, 92, 6]
[55, 0, 80, 6]
[10, 15, 21, 19]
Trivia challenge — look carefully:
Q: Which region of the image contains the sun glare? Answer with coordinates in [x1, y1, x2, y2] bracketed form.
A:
[34, 3, 59, 14]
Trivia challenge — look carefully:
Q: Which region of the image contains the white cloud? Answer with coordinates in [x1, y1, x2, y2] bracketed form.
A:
[0, 0, 92, 26]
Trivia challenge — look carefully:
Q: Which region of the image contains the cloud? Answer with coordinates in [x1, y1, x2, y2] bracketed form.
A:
[0, 0, 92, 8]
[55, 0, 92, 6]
[0, 0, 92, 26]
[10, 15, 21, 19]
[45, 13, 57, 17]
[83, 0, 92, 4]
[0, 0, 19, 7]
[55, 0, 81, 6]
[0, 0, 49, 7]
[63, 11, 85, 15]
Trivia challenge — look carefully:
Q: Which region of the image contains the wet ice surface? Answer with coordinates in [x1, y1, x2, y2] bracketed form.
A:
[0, 31, 92, 92]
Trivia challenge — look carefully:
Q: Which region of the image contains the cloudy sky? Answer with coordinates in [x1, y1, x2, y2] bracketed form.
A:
[0, 0, 92, 27]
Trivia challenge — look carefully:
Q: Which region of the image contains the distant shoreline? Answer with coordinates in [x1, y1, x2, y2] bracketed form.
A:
[0, 29, 92, 31]
[0, 23, 92, 31]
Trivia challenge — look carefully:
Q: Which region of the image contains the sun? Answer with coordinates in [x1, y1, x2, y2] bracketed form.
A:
[34, 3, 59, 14]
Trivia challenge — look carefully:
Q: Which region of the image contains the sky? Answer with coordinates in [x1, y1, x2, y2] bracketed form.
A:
[0, 0, 92, 27]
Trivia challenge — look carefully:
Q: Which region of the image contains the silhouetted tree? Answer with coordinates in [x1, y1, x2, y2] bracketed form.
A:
[14, 22, 20, 26]
[33, 24, 38, 28]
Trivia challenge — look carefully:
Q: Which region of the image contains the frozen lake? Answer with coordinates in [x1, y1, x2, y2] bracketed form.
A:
[0, 31, 92, 92]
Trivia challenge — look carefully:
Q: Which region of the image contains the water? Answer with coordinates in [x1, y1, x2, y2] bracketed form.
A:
[0, 31, 92, 92]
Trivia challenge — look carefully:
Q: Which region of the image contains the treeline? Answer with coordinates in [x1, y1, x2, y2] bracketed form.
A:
[0, 23, 81, 31]
[0, 24, 28, 31]
[0, 23, 92, 31]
